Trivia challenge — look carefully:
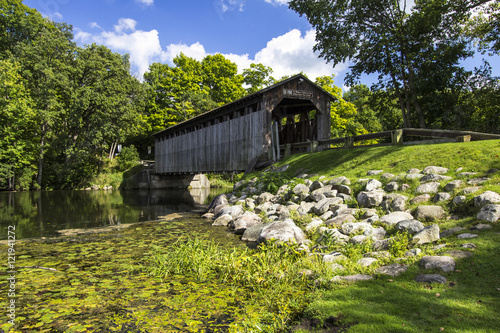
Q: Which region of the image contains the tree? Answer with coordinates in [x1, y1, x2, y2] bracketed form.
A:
[468, 0, 500, 54]
[315, 75, 367, 138]
[242, 63, 276, 94]
[0, 59, 36, 189]
[289, 0, 491, 128]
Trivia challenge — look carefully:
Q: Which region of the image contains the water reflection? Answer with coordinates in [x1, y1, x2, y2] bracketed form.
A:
[0, 188, 224, 240]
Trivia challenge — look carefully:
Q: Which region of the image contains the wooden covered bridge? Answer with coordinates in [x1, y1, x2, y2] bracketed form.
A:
[154, 74, 335, 174]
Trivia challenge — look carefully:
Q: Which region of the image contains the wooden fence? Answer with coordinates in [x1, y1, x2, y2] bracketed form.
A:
[280, 128, 500, 158]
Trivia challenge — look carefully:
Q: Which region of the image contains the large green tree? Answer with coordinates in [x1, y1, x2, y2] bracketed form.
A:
[289, 0, 493, 128]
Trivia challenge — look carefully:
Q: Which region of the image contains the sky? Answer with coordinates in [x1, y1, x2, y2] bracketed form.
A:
[23, 0, 498, 90]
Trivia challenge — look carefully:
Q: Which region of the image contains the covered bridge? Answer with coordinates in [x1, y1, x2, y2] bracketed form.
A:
[154, 74, 335, 174]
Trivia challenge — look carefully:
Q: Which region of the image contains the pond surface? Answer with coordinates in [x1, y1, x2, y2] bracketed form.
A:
[0, 188, 226, 240]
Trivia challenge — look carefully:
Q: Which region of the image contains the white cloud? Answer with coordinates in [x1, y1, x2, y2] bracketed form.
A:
[135, 0, 154, 6]
[264, 0, 289, 6]
[76, 20, 344, 83]
[53, 12, 63, 20]
[89, 22, 102, 30]
[114, 18, 137, 33]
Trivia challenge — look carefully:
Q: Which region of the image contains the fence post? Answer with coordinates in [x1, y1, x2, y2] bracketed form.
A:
[285, 144, 292, 157]
[344, 136, 354, 149]
[310, 141, 318, 153]
[391, 129, 404, 145]
[456, 135, 471, 142]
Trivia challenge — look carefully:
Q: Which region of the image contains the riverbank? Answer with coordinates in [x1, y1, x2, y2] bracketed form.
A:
[195, 139, 500, 332]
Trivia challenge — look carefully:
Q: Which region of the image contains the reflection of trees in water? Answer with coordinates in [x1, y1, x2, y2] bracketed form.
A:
[0, 188, 221, 240]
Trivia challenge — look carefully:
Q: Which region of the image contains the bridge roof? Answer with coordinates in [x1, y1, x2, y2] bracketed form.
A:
[153, 74, 336, 137]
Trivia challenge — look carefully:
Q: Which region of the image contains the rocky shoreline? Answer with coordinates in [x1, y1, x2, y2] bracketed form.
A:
[203, 166, 499, 283]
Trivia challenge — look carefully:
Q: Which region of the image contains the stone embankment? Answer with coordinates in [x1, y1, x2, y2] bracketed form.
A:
[204, 166, 499, 283]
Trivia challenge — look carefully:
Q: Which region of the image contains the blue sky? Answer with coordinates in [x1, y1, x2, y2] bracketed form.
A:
[23, 0, 499, 89]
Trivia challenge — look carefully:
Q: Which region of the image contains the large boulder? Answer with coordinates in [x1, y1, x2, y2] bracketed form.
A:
[313, 197, 344, 215]
[208, 194, 228, 212]
[341, 222, 373, 236]
[293, 183, 310, 195]
[395, 219, 425, 235]
[229, 212, 262, 234]
[241, 222, 273, 242]
[423, 166, 449, 174]
[414, 205, 446, 221]
[444, 180, 465, 192]
[309, 180, 324, 192]
[325, 214, 356, 228]
[365, 179, 383, 191]
[419, 256, 455, 272]
[415, 182, 440, 194]
[473, 191, 500, 207]
[477, 204, 500, 222]
[256, 192, 275, 205]
[214, 205, 245, 220]
[257, 219, 306, 244]
[412, 224, 440, 244]
[357, 190, 385, 208]
[212, 214, 233, 227]
[380, 212, 414, 227]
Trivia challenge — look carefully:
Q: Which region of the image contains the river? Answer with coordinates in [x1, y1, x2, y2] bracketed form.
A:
[0, 188, 226, 240]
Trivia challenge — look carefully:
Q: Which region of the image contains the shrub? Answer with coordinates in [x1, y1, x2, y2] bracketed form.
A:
[116, 145, 140, 171]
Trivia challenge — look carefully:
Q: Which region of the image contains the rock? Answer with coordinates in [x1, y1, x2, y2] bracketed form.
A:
[331, 184, 352, 195]
[350, 235, 367, 244]
[357, 258, 378, 267]
[408, 168, 421, 174]
[381, 173, 395, 181]
[468, 177, 490, 185]
[477, 204, 500, 222]
[474, 191, 500, 207]
[293, 184, 310, 195]
[329, 176, 351, 185]
[414, 205, 446, 221]
[341, 222, 373, 235]
[357, 190, 385, 208]
[471, 223, 492, 230]
[412, 225, 440, 244]
[380, 212, 414, 227]
[319, 211, 334, 221]
[405, 248, 422, 257]
[367, 170, 384, 175]
[336, 193, 353, 202]
[420, 174, 453, 183]
[457, 233, 478, 239]
[313, 197, 344, 215]
[452, 196, 467, 206]
[443, 250, 473, 259]
[365, 179, 383, 191]
[310, 191, 326, 202]
[202, 213, 214, 219]
[257, 219, 306, 244]
[415, 182, 440, 194]
[385, 182, 399, 192]
[432, 192, 452, 203]
[440, 227, 465, 238]
[297, 202, 315, 215]
[382, 194, 408, 212]
[208, 194, 228, 212]
[230, 212, 262, 234]
[376, 263, 409, 276]
[411, 194, 431, 205]
[254, 202, 272, 214]
[325, 214, 356, 227]
[395, 219, 425, 235]
[406, 173, 424, 180]
[462, 186, 482, 194]
[415, 274, 447, 284]
[461, 243, 477, 249]
[212, 214, 233, 227]
[423, 166, 449, 174]
[419, 256, 455, 272]
[330, 263, 345, 271]
[242, 222, 273, 242]
[323, 252, 346, 263]
[444, 180, 465, 192]
[363, 251, 391, 259]
[214, 205, 244, 220]
[373, 238, 392, 251]
[309, 180, 324, 192]
[256, 192, 275, 205]
[364, 227, 386, 240]
[338, 274, 373, 282]
[305, 218, 324, 232]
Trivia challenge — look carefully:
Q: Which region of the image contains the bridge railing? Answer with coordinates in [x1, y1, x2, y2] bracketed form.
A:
[279, 128, 500, 158]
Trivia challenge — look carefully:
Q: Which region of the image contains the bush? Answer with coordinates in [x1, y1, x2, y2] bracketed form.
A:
[116, 145, 140, 171]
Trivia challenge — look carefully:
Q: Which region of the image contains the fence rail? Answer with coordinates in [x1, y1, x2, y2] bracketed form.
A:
[279, 128, 500, 158]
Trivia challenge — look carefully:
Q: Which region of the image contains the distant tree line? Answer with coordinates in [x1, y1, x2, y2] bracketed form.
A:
[1, 0, 498, 190]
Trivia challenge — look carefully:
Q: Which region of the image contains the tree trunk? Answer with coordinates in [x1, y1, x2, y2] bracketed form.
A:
[37, 124, 45, 188]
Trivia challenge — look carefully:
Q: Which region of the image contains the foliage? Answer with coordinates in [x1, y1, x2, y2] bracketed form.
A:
[289, 0, 496, 129]
[116, 145, 140, 172]
[257, 172, 291, 194]
[242, 63, 276, 94]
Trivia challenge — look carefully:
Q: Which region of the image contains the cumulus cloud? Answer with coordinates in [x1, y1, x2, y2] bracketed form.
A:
[135, 0, 154, 6]
[76, 19, 344, 82]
